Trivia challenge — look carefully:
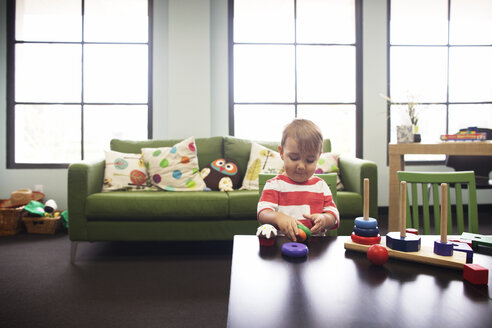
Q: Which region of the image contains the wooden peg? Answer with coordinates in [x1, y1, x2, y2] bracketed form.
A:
[364, 178, 369, 220]
[386, 180, 421, 252]
[353, 178, 378, 232]
[441, 183, 448, 243]
[434, 183, 453, 256]
[400, 181, 407, 238]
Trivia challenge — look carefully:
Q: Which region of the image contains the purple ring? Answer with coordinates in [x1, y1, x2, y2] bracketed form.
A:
[281, 242, 309, 257]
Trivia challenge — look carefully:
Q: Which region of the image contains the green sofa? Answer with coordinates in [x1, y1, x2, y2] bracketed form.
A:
[67, 136, 377, 261]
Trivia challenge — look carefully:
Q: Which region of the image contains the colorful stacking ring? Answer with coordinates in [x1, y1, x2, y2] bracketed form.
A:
[281, 242, 309, 258]
[298, 224, 311, 239]
[351, 232, 381, 245]
[354, 217, 378, 229]
[353, 225, 380, 237]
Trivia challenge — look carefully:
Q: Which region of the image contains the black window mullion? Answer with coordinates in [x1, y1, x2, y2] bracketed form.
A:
[81, 0, 85, 160]
[6, 0, 16, 168]
[445, 0, 451, 134]
[7, 0, 152, 168]
[294, 0, 298, 117]
[230, 0, 361, 158]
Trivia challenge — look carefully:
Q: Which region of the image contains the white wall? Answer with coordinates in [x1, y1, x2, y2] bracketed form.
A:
[1, 0, 490, 210]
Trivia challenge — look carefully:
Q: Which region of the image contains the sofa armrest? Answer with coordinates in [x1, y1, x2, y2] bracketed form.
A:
[338, 156, 378, 219]
[67, 159, 105, 241]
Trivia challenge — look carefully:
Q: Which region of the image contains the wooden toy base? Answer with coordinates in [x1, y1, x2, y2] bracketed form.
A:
[344, 236, 467, 270]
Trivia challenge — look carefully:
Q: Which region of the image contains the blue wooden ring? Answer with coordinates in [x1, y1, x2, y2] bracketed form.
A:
[281, 242, 309, 258]
[386, 232, 421, 252]
[434, 240, 454, 256]
[353, 225, 379, 237]
[354, 217, 378, 229]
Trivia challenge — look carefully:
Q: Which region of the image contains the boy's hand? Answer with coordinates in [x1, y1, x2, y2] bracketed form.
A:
[275, 212, 299, 242]
[303, 213, 336, 234]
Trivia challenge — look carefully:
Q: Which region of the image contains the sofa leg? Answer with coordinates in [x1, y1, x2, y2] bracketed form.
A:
[71, 242, 78, 264]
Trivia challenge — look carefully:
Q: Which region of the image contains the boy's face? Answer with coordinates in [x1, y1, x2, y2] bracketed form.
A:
[279, 137, 320, 183]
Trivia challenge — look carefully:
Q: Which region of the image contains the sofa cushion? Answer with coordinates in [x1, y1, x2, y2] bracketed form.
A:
[240, 142, 284, 190]
[142, 137, 206, 191]
[85, 191, 229, 221]
[315, 152, 344, 190]
[102, 150, 151, 192]
[225, 136, 334, 191]
[110, 136, 224, 170]
[223, 137, 280, 182]
[227, 190, 261, 220]
[336, 191, 362, 219]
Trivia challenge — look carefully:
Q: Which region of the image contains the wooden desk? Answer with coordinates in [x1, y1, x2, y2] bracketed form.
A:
[227, 235, 492, 328]
[388, 142, 492, 231]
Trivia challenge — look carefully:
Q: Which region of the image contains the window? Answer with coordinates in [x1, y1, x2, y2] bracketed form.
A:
[7, 0, 152, 168]
[388, 0, 492, 162]
[230, 0, 362, 157]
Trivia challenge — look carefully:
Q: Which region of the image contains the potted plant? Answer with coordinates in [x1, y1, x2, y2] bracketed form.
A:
[381, 94, 421, 143]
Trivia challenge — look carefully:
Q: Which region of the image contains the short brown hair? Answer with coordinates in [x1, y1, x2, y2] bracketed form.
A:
[281, 119, 323, 155]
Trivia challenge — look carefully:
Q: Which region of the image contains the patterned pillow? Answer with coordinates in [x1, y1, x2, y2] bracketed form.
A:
[315, 152, 344, 190]
[142, 137, 206, 191]
[240, 142, 284, 190]
[102, 150, 150, 192]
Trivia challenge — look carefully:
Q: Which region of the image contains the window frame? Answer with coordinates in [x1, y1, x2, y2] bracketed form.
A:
[228, 0, 363, 158]
[386, 0, 492, 165]
[6, 0, 154, 169]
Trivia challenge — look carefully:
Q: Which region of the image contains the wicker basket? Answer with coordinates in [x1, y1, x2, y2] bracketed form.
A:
[0, 208, 23, 236]
[22, 216, 61, 235]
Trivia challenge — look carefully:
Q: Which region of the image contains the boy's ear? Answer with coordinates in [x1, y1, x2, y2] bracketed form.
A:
[278, 146, 284, 159]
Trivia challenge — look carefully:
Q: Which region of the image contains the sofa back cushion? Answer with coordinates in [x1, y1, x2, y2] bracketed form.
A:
[223, 136, 332, 182]
[110, 137, 224, 170]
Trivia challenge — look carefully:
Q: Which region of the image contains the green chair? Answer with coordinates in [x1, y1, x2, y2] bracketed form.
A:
[259, 173, 339, 236]
[397, 171, 479, 235]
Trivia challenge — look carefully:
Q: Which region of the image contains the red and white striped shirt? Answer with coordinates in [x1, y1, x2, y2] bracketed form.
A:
[257, 174, 339, 230]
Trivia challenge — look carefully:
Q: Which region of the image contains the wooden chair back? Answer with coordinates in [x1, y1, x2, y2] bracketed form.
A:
[397, 171, 479, 234]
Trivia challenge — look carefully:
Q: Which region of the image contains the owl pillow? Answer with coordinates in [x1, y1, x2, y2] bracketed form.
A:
[201, 158, 241, 191]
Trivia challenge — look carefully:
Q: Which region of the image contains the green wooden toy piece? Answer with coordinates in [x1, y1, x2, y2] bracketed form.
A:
[461, 232, 492, 250]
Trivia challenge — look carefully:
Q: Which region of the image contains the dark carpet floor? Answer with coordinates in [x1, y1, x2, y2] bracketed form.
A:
[0, 234, 233, 328]
[1, 205, 491, 328]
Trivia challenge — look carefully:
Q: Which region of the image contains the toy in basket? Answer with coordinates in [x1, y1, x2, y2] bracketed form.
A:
[0, 188, 45, 236]
[22, 199, 61, 235]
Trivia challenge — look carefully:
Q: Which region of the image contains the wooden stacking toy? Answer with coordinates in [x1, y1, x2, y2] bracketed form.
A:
[345, 180, 468, 270]
[351, 179, 381, 245]
[433, 183, 454, 256]
[386, 181, 421, 252]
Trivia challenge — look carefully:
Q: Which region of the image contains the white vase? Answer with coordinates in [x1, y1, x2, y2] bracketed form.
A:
[397, 125, 413, 143]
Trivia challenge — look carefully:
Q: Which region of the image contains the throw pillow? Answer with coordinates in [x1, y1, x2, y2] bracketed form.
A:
[315, 152, 344, 190]
[201, 158, 242, 191]
[102, 150, 150, 192]
[142, 137, 206, 191]
[240, 142, 284, 190]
